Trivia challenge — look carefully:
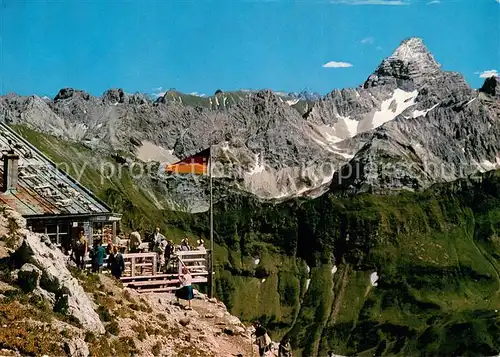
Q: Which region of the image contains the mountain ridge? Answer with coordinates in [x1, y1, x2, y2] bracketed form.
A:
[1, 37, 499, 209]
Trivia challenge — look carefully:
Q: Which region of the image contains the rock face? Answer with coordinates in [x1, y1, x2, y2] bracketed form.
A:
[1, 37, 499, 201]
[0, 207, 105, 334]
[17, 231, 105, 333]
[306, 37, 498, 194]
[480, 76, 500, 98]
[63, 338, 90, 357]
[17, 263, 42, 293]
[365, 37, 441, 88]
[0, 207, 105, 335]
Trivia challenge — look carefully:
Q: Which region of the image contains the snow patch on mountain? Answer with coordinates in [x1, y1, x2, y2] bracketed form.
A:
[137, 141, 177, 163]
[465, 98, 476, 106]
[480, 159, 499, 171]
[340, 116, 359, 137]
[412, 103, 439, 118]
[248, 154, 265, 175]
[372, 89, 418, 129]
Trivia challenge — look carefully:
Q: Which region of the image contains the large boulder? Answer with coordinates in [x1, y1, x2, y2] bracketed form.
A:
[0, 207, 26, 253]
[63, 337, 90, 357]
[17, 231, 105, 333]
[17, 263, 41, 293]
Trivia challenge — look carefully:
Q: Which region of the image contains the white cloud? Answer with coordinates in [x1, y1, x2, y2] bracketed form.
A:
[322, 61, 353, 68]
[331, 0, 407, 5]
[361, 37, 375, 45]
[376, 46, 383, 51]
[476, 69, 498, 79]
[427, 0, 440, 4]
[189, 92, 207, 97]
[152, 86, 166, 98]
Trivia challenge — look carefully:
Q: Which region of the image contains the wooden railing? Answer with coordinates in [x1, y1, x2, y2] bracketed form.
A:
[83, 252, 157, 277]
[176, 250, 209, 284]
[82, 249, 211, 294]
[119, 249, 210, 293]
[122, 252, 157, 277]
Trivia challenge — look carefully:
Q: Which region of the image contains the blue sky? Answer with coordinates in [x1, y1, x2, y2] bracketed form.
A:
[0, 0, 498, 98]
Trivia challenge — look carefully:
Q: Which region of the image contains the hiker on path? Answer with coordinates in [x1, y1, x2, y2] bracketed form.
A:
[180, 238, 191, 251]
[73, 230, 88, 270]
[253, 321, 272, 357]
[105, 237, 114, 255]
[153, 227, 166, 250]
[278, 336, 292, 357]
[90, 239, 106, 273]
[164, 240, 175, 272]
[108, 246, 125, 279]
[129, 229, 142, 253]
[153, 227, 166, 270]
[196, 239, 206, 251]
[175, 265, 194, 309]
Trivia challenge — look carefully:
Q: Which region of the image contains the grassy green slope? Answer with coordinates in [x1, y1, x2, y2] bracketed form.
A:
[12, 125, 500, 356]
[206, 177, 500, 356]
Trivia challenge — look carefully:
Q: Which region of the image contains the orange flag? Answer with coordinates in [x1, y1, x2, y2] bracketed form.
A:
[165, 148, 210, 175]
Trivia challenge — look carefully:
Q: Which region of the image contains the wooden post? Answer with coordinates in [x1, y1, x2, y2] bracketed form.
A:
[209, 145, 214, 298]
[208, 249, 213, 296]
[152, 254, 157, 276]
[178, 254, 182, 276]
[131, 257, 136, 277]
[112, 221, 117, 244]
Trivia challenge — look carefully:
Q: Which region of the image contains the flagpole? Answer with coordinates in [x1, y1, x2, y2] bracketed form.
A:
[209, 144, 214, 298]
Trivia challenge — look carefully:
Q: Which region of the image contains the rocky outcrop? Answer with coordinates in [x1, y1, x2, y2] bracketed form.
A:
[364, 37, 441, 88]
[0, 206, 105, 334]
[0, 206, 25, 257]
[17, 232, 105, 333]
[63, 338, 90, 357]
[17, 263, 42, 292]
[480, 76, 500, 98]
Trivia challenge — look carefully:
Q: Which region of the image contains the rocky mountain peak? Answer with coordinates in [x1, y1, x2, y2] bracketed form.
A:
[54, 88, 91, 102]
[102, 88, 127, 104]
[480, 75, 500, 97]
[364, 37, 441, 88]
[288, 89, 322, 101]
[389, 37, 440, 70]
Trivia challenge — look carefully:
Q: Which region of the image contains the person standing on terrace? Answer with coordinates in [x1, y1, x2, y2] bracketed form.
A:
[175, 265, 194, 310]
[73, 230, 88, 270]
[129, 229, 142, 253]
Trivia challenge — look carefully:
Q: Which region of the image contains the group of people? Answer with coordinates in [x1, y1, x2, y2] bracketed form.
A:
[253, 321, 292, 357]
[129, 227, 206, 273]
[72, 225, 207, 277]
[71, 229, 125, 279]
